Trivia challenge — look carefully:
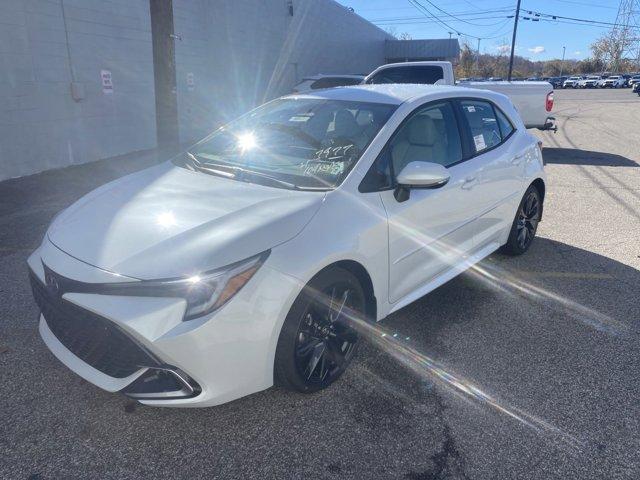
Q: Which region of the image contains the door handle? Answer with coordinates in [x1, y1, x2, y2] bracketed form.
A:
[461, 175, 477, 190]
[511, 153, 525, 165]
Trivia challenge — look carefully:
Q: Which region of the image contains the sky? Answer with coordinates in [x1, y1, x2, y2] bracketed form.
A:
[334, 0, 628, 61]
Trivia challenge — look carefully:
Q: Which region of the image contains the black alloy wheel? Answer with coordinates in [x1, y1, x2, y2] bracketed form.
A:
[516, 190, 541, 250]
[502, 186, 542, 255]
[274, 267, 365, 392]
[294, 283, 359, 385]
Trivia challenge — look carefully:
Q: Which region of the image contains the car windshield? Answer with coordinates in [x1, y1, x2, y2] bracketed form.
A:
[175, 98, 396, 190]
[587, 76, 600, 80]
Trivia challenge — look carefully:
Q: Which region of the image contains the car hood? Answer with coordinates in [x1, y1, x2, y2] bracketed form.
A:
[47, 162, 325, 279]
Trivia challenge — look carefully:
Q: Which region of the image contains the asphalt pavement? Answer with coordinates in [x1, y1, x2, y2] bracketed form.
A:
[1, 88, 639, 479]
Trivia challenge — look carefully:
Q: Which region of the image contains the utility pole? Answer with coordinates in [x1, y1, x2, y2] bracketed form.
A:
[507, 0, 522, 81]
[150, 0, 179, 151]
[559, 46, 566, 77]
[476, 38, 481, 76]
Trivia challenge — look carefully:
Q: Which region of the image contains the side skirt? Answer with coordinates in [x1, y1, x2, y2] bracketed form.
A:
[387, 241, 501, 316]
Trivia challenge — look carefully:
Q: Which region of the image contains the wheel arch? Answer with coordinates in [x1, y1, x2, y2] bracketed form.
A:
[315, 260, 377, 322]
[530, 177, 546, 220]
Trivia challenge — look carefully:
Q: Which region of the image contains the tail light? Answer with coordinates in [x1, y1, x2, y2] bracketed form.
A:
[545, 92, 554, 112]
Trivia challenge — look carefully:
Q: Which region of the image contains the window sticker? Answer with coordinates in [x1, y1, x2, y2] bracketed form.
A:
[289, 114, 313, 122]
[304, 160, 346, 177]
[466, 105, 476, 113]
[473, 134, 486, 151]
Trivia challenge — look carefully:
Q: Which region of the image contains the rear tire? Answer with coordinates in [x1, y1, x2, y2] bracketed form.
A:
[274, 267, 365, 393]
[502, 186, 542, 256]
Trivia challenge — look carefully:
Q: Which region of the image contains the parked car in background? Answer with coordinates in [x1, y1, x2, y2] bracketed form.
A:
[563, 76, 583, 88]
[292, 74, 365, 93]
[546, 77, 563, 89]
[579, 76, 603, 88]
[603, 75, 625, 88]
[633, 82, 640, 95]
[28, 84, 546, 407]
[628, 74, 640, 87]
[488, 77, 504, 81]
[365, 61, 554, 129]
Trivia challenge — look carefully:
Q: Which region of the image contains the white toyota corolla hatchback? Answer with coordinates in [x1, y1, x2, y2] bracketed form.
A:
[28, 85, 546, 407]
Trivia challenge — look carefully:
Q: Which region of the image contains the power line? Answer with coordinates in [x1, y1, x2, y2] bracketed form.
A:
[374, 16, 514, 27]
[520, 9, 640, 30]
[407, 0, 513, 40]
[371, 8, 514, 23]
[412, 0, 503, 27]
[408, 0, 464, 35]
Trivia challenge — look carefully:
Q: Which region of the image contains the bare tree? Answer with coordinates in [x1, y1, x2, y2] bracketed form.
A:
[591, 30, 631, 72]
[456, 44, 476, 78]
[384, 28, 412, 40]
[384, 26, 398, 39]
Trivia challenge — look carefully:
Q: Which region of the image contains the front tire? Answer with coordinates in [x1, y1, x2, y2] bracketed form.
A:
[274, 267, 365, 393]
[502, 186, 542, 255]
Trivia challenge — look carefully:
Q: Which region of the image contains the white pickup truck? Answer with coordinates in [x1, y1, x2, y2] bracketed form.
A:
[364, 61, 555, 130]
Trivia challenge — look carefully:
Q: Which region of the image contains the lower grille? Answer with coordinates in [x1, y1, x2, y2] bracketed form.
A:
[30, 270, 158, 378]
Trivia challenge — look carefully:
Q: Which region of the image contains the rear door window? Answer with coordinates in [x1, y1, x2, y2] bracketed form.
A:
[366, 66, 444, 85]
[459, 100, 501, 154]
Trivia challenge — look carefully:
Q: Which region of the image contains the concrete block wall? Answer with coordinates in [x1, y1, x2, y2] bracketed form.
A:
[0, 0, 391, 180]
[0, 0, 155, 181]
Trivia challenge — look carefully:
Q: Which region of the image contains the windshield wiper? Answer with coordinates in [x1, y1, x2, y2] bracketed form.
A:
[236, 168, 299, 190]
[184, 152, 235, 178]
[186, 152, 303, 190]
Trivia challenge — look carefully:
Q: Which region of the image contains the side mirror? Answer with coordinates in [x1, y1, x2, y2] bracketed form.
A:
[394, 162, 450, 202]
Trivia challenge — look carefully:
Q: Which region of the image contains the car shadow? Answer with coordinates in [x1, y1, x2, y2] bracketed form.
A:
[381, 237, 639, 340]
[542, 147, 638, 167]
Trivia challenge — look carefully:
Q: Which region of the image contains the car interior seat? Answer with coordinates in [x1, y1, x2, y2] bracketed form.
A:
[391, 115, 446, 173]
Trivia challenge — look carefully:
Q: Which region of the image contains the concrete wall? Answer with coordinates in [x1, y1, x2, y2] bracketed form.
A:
[0, 0, 391, 180]
[0, 0, 155, 180]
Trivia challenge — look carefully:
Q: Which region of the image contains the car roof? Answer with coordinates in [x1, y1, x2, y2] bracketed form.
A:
[287, 84, 490, 105]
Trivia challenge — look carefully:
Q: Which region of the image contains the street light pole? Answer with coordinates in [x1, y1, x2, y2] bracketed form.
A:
[559, 46, 566, 78]
[507, 0, 522, 81]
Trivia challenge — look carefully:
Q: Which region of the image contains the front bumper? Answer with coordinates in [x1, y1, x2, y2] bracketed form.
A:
[28, 239, 300, 407]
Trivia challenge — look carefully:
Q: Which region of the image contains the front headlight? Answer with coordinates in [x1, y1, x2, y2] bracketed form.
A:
[177, 251, 269, 320]
[90, 251, 269, 320]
